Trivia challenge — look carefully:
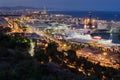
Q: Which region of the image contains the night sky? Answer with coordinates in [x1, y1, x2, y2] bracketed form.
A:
[0, 0, 120, 11]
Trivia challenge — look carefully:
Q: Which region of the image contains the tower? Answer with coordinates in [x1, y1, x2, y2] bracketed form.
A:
[88, 12, 92, 29]
[43, 6, 47, 14]
[41, 0, 47, 15]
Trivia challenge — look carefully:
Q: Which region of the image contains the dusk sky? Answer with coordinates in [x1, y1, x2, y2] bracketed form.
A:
[0, 0, 120, 11]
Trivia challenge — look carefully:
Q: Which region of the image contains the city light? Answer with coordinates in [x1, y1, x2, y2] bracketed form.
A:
[103, 52, 107, 56]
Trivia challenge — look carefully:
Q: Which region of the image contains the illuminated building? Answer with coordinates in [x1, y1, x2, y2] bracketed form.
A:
[84, 12, 97, 29]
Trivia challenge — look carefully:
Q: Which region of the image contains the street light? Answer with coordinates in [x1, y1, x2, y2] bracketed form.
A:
[63, 44, 67, 47]
[88, 52, 92, 56]
[103, 52, 107, 56]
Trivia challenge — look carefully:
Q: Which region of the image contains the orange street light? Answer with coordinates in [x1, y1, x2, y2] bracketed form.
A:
[103, 52, 107, 56]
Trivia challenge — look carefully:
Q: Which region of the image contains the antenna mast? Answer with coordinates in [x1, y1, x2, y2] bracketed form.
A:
[43, 0, 47, 14]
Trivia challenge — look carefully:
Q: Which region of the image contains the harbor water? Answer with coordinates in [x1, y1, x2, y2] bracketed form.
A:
[49, 11, 120, 21]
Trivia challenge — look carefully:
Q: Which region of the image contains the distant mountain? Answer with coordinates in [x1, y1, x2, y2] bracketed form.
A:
[0, 6, 42, 10]
[0, 6, 66, 11]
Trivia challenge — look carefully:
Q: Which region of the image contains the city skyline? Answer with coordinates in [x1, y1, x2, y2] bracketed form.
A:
[0, 0, 120, 11]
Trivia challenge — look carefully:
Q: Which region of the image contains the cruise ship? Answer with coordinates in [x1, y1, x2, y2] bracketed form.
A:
[63, 30, 112, 44]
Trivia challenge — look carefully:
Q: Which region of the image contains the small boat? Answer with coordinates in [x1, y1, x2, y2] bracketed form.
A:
[93, 36, 101, 40]
[93, 36, 112, 44]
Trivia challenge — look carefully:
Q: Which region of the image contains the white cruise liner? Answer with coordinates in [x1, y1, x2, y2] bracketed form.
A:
[64, 30, 112, 44]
